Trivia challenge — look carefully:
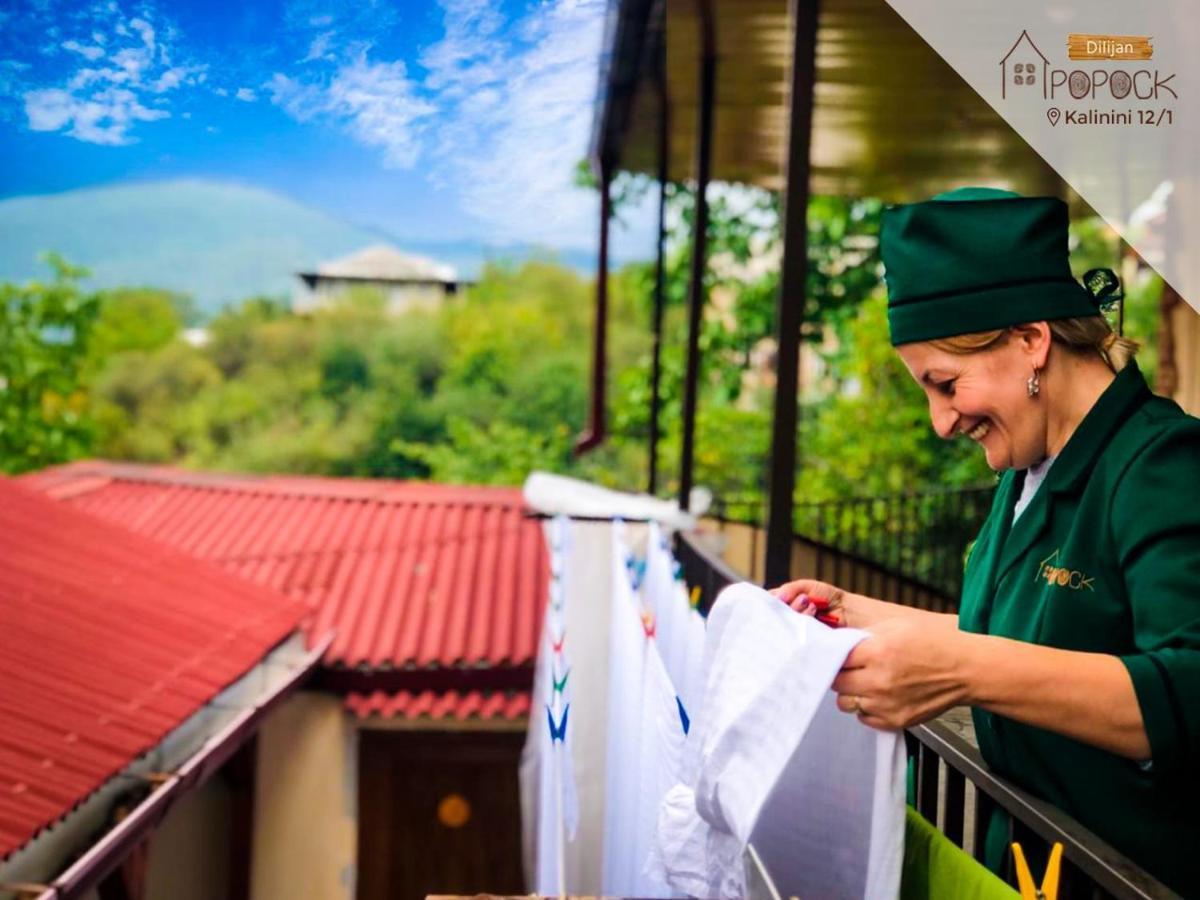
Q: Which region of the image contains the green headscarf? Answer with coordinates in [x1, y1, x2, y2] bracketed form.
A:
[882, 187, 1105, 346]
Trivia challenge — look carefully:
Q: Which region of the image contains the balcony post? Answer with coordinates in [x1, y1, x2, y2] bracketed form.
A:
[648, 32, 669, 496]
[764, 0, 820, 587]
[678, 0, 715, 512]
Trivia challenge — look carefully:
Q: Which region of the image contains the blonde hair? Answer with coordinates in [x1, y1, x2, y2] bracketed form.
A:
[929, 316, 1139, 373]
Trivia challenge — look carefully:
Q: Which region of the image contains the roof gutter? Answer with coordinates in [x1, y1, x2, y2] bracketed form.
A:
[31, 634, 331, 900]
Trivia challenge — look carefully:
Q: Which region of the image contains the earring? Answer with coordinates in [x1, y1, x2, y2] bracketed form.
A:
[1027, 367, 1041, 398]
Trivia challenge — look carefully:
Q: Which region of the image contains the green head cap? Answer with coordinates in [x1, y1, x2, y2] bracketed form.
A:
[882, 187, 1100, 346]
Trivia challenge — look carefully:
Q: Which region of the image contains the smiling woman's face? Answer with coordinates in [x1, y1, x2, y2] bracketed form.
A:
[896, 329, 1050, 471]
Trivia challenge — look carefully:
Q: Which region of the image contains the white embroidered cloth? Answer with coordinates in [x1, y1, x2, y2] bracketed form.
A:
[602, 525, 687, 898]
[653, 582, 906, 899]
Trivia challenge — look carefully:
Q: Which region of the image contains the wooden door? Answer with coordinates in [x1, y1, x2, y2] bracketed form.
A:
[357, 729, 526, 900]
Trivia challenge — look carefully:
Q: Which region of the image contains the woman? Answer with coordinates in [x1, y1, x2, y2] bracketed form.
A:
[772, 187, 1200, 896]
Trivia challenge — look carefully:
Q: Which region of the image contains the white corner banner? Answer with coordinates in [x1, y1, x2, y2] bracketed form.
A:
[884, 1, 1199, 313]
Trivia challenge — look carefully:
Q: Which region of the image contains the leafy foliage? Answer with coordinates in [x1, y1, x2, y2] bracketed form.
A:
[0, 255, 99, 473]
[0, 195, 1165, 522]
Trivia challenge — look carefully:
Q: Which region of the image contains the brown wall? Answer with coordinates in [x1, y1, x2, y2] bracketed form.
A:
[146, 776, 233, 900]
[357, 730, 525, 900]
[1165, 296, 1200, 415]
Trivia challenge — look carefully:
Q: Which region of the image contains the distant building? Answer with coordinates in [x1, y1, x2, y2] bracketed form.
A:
[294, 244, 464, 314]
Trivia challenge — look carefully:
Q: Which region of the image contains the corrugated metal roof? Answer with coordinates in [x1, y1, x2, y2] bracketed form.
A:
[0, 478, 304, 860]
[22, 462, 550, 674]
[344, 690, 531, 721]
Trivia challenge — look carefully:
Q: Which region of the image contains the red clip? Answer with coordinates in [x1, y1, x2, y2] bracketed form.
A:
[551, 632, 566, 653]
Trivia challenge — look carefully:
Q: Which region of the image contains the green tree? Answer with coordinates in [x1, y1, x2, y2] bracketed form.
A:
[207, 295, 290, 377]
[797, 291, 992, 502]
[0, 255, 99, 473]
[393, 416, 578, 485]
[92, 342, 223, 460]
[87, 287, 187, 371]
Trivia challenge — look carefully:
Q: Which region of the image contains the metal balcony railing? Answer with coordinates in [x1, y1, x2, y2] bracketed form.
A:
[710, 485, 996, 604]
[674, 529, 1180, 900]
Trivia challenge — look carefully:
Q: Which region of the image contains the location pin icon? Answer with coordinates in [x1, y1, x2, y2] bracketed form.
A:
[1047, 108, 1061, 126]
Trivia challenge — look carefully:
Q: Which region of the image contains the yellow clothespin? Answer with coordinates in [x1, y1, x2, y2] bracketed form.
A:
[1012, 840, 1062, 900]
[689, 585, 702, 608]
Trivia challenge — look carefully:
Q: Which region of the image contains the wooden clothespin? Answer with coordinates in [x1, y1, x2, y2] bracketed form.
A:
[1012, 841, 1062, 900]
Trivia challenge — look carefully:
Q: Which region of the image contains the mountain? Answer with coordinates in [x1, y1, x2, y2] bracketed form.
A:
[0, 179, 597, 316]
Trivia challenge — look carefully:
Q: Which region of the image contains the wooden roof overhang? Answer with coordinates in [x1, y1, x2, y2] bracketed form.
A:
[593, 0, 1073, 203]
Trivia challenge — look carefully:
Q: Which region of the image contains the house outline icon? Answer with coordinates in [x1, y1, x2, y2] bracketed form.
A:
[1000, 30, 1050, 100]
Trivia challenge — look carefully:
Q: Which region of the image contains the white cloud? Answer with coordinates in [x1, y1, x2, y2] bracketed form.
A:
[25, 85, 167, 144]
[264, 72, 322, 120]
[110, 46, 151, 81]
[267, 55, 435, 168]
[62, 40, 105, 61]
[420, 0, 619, 248]
[128, 17, 155, 51]
[19, 5, 200, 145]
[265, 0, 620, 248]
[327, 57, 434, 167]
[152, 65, 205, 93]
[235, 86, 256, 102]
[419, 0, 506, 97]
[302, 31, 335, 63]
[0, 59, 31, 102]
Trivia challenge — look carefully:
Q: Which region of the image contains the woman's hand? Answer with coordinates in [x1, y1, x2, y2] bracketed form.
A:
[768, 577, 849, 626]
[768, 578, 914, 630]
[831, 618, 971, 731]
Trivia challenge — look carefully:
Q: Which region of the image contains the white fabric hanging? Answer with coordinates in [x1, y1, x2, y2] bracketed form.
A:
[641, 521, 707, 719]
[654, 582, 906, 899]
[529, 516, 580, 897]
[601, 523, 686, 898]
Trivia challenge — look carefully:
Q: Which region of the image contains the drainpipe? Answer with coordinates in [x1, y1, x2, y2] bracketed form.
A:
[576, 158, 612, 455]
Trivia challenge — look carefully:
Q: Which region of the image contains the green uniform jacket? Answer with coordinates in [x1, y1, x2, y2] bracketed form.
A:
[959, 361, 1200, 897]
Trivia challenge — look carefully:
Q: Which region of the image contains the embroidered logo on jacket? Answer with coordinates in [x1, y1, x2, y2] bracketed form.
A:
[1035, 549, 1095, 590]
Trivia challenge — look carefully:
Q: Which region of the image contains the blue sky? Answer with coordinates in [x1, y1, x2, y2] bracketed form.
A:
[0, 0, 654, 253]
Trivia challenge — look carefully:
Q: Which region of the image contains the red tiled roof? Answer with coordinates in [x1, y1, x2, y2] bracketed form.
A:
[0, 479, 304, 860]
[344, 690, 532, 721]
[21, 462, 550, 673]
